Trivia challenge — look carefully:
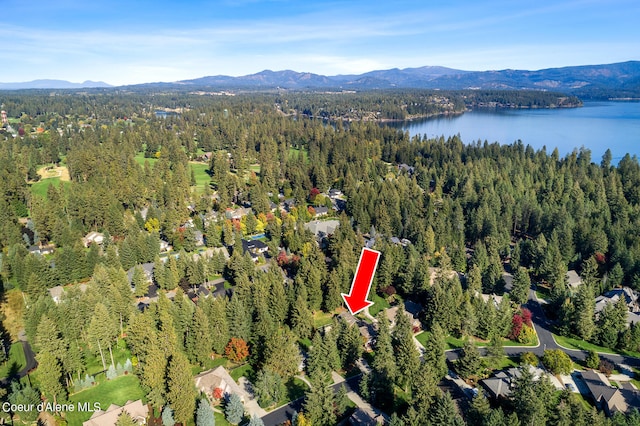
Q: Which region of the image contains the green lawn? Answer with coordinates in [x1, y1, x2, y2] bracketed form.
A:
[214, 412, 232, 426]
[30, 177, 71, 199]
[84, 340, 133, 378]
[368, 293, 390, 317]
[487, 356, 519, 371]
[190, 162, 212, 194]
[67, 375, 146, 425]
[133, 151, 159, 166]
[0, 342, 27, 378]
[249, 164, 261, 174]
[192, 356, 229, 375]
[289, 147, 309, 163]
[314, 311, 335, 329]
[230, 363, 253, 381]
[553, 334, 640, 358]
[415, 332, 537, 350]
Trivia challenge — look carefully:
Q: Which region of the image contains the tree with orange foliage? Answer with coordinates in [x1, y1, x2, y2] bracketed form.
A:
[225, 337, 249, 362]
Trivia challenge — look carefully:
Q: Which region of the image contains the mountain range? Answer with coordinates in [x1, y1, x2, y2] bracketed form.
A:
[2, 61, 639, 97]
[0, 79, 112, 90]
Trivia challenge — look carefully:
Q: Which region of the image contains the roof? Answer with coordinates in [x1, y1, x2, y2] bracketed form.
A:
[304, 219, 340, 237]
[581, 370, 619, 410]
[194, 366, 247, 401]
[49, 286, 64, 303]
[566, 270, 582, 288]
[314, 206, 329, 215]
[338, 310, 358, 327]
[481, 376, 512, 399]
[349, 408, 385, 426]
[83, 399, 148, 426]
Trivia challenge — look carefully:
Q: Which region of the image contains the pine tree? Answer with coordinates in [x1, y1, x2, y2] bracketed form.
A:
[511, 266, 531, 306]
[263, 327, 302, 380]
[116, 411, 138, 426]
[166, 351, 197, 424]
[225, 393, 244, 425]
[304, 378, 336, 426]
[196, 398, 215, 426]
[162, 406, 175, 426]
[254, 368, 286, 408]
[36, 351, 66, 407]
[132, 265, 148, 297]
[186, 306, 213, 366]
[248, 414, 265, 426]
[424, 322, 447, 380]
[456, 339, 482, 379]
[392, 306, 420, 391]
[369, 313, 396, 411]
[291, 290, 314, 340]
[428, 391, 465, 426]
[335, 384, 350, 417]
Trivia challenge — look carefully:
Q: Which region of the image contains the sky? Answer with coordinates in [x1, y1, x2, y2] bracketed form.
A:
[1, 0, 639, 86]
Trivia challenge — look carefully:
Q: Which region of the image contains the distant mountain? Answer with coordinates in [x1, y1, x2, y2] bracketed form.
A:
[0, 79, 112, 90]
[176, 61, 640, 97]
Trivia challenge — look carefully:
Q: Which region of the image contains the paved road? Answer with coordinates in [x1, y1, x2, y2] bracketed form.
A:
[261, 375, 361, 426]
[0, 339, 37, 385]
[445, 287, 640, 369]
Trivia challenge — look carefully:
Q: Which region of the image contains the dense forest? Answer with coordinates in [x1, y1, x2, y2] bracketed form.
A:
[0, 90, 639, 426]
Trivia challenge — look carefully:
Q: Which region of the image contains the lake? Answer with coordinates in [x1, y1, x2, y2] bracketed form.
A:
[389, 101, 640, 163]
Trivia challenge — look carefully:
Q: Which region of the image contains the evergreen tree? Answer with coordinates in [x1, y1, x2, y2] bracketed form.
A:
[304, 378, 336, 426]
[456, 338, 482, 379]
[116, 411, 138, 426]
[186, 306, 213, 366]
[196, 398, 215, 426]
[369, 313, 396, 411]
[428, 391, 465, 426]
[162, 406, 175, 426]
[225, 393, 244, 425]
[511, 267, 531, 306]
[487, 332, 505, 367]
[166, 351, 198, 425]
[36, 351, 66, 407]
[254, 368, 286, 408]
[424, 322, 448, 380]
[392, 306, 420, 391]
[248, 414, 265, 426]
[290, 290, 314, 340]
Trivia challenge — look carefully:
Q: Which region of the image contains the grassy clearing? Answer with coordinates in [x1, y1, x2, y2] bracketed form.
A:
[84, 340, 132, 378]
[416, 331, 536, 350]
[67, 374, 146, 425]
[214, 412, 232, 426]
[314, 311, 335, 329]
[487, 356, 519, 371]
[289, 147, 309, 163]
[192, 356, 229, 375]
[368, 293, 390, 317]
[230, 363, 253, 381]
[0, 342, 27, 378]
[249, 164, 261, 174]
[133, 152, 159, 167]
[30, 177, 71, 199]
[553, 334, 640, 358]
[190, 162, 212, 194]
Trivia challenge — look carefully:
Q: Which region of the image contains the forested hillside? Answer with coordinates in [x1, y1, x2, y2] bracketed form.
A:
[0, 91, 639, 425]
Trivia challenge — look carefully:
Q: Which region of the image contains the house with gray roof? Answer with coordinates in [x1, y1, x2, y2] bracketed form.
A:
[581, 369, 640, 415]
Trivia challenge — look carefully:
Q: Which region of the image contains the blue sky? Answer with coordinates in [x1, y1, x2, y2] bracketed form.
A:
[1, 0, 638, 85]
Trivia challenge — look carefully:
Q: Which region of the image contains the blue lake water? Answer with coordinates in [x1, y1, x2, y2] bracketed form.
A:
[390, 101, 640, 163]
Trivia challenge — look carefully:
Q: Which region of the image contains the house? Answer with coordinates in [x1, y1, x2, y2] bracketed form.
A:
[398, 163, 415, 174]
[283, 198, 296, 212]
[313, 206, 329, 217]
[348, 407, 385, 425]
[328, 188, 343, 199]
[566, 270, 582, 289]
[385, 305, 421, 330]
[194, 366, 248, 403]
[480, 366, 547, 400]
[581, 370, 640, 415]
[83, 399, 148, 426]
[83, 231, 105, 247]
[595, 287, 640, 325]
[127, 263, 155, 286]
[194, 230, 205, 247]
[338, 310, 358, 327]
[225, 207, 252, 220]
[241, 239, 268, 261]
[304, 219, 340, 239]
[159, 239, 172, 252]
[49, 286, 65, 304]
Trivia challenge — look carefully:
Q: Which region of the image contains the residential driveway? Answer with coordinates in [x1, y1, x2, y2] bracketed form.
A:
[238, 376, 267, 418]
[559, 373, 580, 393]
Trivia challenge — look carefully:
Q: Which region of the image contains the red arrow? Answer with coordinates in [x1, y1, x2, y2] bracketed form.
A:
[341, 248, 381, 315]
